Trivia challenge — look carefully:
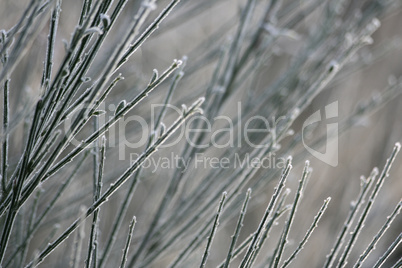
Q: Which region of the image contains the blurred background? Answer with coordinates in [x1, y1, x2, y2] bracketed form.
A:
[1, 0, 401, 267]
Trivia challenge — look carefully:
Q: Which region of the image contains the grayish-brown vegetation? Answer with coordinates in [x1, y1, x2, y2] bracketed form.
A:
[0, 0, 401, 267]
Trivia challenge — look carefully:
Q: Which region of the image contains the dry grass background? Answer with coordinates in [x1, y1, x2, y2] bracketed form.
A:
[0, 0, 401, 267]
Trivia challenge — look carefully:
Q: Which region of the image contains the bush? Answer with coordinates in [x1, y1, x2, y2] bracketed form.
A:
[0, 0, 401, 267]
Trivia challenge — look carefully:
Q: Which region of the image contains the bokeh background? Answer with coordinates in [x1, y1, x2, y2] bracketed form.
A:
[1, 0, 401, 267]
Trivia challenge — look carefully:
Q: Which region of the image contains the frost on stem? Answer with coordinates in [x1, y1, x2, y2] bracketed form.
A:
[100, 14, 111, 29]
[142, 0, 157, 11]
[328, 60, 339, 74]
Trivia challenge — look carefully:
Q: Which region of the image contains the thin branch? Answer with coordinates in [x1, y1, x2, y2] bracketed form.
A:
[119, 217, 136, 268]
[337, 143, 401, 268]
[282, 197, 331, 268]
[354, 200, 402, 268]
[200, 192, 227, 268]
[223, 189, 251, 268]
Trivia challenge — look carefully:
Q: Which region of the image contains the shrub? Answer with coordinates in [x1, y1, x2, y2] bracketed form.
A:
[0, 0, 401, 267]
